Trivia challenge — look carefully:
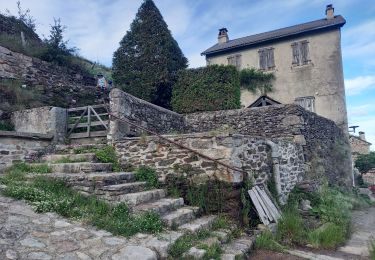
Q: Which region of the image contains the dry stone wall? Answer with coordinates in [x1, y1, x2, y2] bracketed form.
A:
[0, 45, 97, 108]
[185, 104, 352, 187]
[0, 131, 51, 171]
[114, 133, 305, 200]
[109, 89, 185, 141]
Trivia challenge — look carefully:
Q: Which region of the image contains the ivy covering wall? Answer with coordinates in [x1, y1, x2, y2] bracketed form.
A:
[171, 65, 241, 113]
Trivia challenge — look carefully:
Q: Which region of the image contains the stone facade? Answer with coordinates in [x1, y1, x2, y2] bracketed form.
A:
[114, 133, 305, 201]
[0, 131, 52, 171]
[108, 89, 185, 142]
[185, 104, 352, 187]
[203, 9, 348, 132]
[11, 106, 67, 143]
[0, 45, 97, 108]
[349, 133, 371, 162]
[109, 89, 352, 187]
[362, 169, 375, 185]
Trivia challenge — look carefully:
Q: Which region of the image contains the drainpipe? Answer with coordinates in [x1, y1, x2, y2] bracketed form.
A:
[257, 140, 282, 199]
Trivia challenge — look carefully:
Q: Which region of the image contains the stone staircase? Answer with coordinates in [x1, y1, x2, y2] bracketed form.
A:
[33, 143, 255, 259]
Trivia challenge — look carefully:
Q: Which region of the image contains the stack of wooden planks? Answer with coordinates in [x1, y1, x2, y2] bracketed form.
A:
[248, 186, 281, 225]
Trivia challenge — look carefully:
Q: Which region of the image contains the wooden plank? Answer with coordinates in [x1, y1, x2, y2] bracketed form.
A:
[253, 187, 274, 223]
[69, 113, 108, 120]
[70, 130, 107, 139]
[67, 107, 87, 136]
[256, 186, 281, 221]
[68, 104, 107, 112]
[90, 106, 108, 130]
[87, 106, 91, 137]
[68, 121, 108, 129]
[248, 189, 269, 225]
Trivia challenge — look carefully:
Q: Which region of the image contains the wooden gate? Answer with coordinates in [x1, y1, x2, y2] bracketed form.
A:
[67, 104, 109, 139]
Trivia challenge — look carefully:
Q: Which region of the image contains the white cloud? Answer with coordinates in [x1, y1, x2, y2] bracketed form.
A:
[345, 76, 375, 95]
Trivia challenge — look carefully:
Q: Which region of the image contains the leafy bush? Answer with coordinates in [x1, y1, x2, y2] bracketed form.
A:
[355, 152, 375, 174]
[172, 65, 241, 113]
[134, 166, 158, 188]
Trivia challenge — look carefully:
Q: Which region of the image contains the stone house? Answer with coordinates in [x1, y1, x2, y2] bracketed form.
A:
[201, 5, 348, 132]
[349, 131, 372, 162]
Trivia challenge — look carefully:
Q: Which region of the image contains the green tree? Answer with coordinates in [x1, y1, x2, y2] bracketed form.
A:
[112, 0, 188, 109]
[41, 18, 77, 66]
[355, 152, 375, 173]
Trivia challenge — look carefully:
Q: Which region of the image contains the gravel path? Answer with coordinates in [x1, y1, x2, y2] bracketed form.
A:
[0, 195, 172, 260]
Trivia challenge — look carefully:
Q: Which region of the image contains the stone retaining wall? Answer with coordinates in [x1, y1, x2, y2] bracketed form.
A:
[0, 131, 52, 172]
[114, 133, 305, 200]
[109, 89, 185, 141]
[11, 106, 67, 143]
[185, 104, 352, 187]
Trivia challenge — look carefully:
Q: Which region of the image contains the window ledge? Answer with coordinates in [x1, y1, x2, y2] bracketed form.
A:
[291, 62, 313, 70]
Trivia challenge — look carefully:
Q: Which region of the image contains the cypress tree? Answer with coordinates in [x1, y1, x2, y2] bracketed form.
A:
[112, 0, 188, 108]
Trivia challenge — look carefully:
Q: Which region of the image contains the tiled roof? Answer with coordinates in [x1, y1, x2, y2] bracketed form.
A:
[350, 135, 372, 145]
[202, 15, 346, 56]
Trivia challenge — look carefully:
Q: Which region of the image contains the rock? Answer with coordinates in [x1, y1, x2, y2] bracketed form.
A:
[184, 247, 206, 259]
[55, 220, 72, 228]
[27, 252, 52, 260]
[76, 252, 92, 260]
[111, 246, 157, 260]
[5, 249, 18, 259]
[19, 237, 46, 248]
[300, 199, 312, 211]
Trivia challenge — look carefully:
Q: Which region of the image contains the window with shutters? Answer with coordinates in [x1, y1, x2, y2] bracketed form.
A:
[294, 96, 315, 112]
[258, 48, 275, 70]
[291, 40, 310, 66]
[227, 54, 242, 70]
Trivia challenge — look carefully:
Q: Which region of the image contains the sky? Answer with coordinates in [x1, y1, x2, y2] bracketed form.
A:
[1, 0, 375, 148]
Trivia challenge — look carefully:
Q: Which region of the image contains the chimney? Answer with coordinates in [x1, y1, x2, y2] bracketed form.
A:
[326, 4, 334, 19]
[359, 131, 366, 141]
[218, 28, 229, 44]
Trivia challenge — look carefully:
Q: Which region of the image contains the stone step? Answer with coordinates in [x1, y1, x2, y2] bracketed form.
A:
[132, 198, 185, 215]
[49, 162, 112, 173]
[96, 182, 147, 196]
[120, 189, 166, 206]
[54, 143, 107, 154]
[44, 172, 136, 187]
[41, 153, 96, 163]
[162, 206, 200, 227]
[221, 235, 255, 259]
[179, 215, 217, 232]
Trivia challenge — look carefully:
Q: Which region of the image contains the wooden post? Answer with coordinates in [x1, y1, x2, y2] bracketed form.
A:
[87, 106, 91, 137]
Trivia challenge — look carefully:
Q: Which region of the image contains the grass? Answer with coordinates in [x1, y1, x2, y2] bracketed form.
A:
[134, 166, 159, 188]
[255, 230, 285, 252]
[197, 243, 223, 260]
[168, 229, 211, 258]
[276, 209, 306, 245]
[308, 223, 347, 249]
[1, 166, 164, 237]
[73, 145, 122, 172]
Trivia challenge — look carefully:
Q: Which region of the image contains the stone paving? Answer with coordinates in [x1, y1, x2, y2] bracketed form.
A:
[0, 195, 172, 260]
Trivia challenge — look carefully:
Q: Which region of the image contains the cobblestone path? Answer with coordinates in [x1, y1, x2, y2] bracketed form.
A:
[0, 195, 166, 260]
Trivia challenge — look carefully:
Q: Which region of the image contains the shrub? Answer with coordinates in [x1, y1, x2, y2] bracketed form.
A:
[172, 65, 241, 113]
[134, 166, 158, 188]
[355, 152, 375, 174]
[0, 121, 14, 131]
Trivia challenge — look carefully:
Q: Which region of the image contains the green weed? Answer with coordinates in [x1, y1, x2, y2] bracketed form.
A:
[168, 230, 211, 258]
[369, 240, 375, 260]
[197, 243, 223, 260]
[211, 215, 231, 230]
[276, 209, 306, 245]
[308, 223, 347, 249]
[255, 230, 285, 252]
[134, 166, 158, 188]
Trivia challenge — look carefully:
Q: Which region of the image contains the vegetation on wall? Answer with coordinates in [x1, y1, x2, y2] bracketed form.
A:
[355, 152, 375, 174]
[112, 0, 188, 109]
[172, 65, 241, 113]
[240, 68, 275, 95]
